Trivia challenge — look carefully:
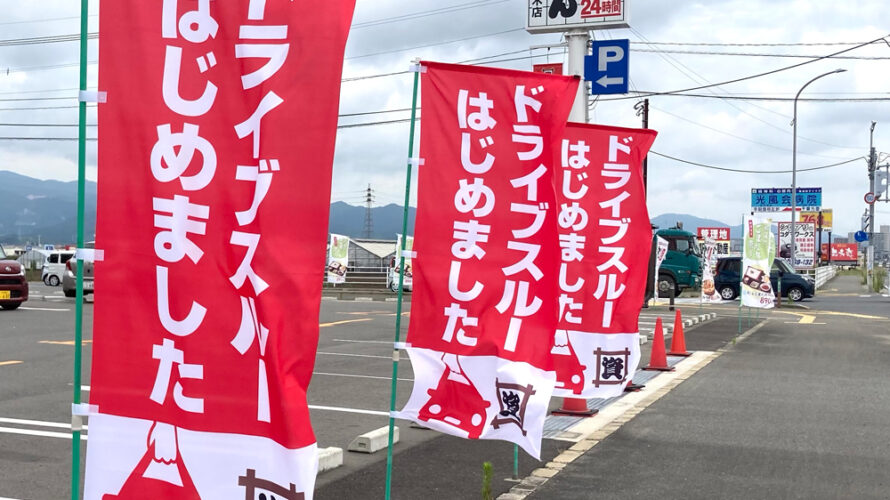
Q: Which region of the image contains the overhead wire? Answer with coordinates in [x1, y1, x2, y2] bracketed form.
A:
[650, 151, 863, 173]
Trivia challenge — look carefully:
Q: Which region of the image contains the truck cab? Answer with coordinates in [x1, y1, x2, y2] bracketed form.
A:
[655, 225, 703, 297]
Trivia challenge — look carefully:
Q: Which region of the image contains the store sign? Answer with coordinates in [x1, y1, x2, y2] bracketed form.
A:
[799, 209, 832, 231]
[696, 227, 731, 255]
[527, 0, 629, 34]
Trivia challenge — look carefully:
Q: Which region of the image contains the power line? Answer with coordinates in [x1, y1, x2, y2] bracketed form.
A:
[600, 33, 890, 101]
[633, 47, 890, 60]
[345, 27, 526, 60]
[631, 40, 884, 48]
[352, 0, 511, 29]
[650, 151, 863, 173]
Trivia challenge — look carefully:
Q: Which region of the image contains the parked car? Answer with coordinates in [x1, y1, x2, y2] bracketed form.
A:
[62, 242, 95, 298]
[715, 257, 815, 302]
[0, 243, 28, 310]
[42, 250, 75, 286]
[62, 258, 94, 298]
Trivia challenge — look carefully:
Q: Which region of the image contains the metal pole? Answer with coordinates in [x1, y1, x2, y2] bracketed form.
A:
[565, 30, 590, 123]
[384, 67, 420, 500]
[791, 69, 846, 270]
[868, 121, 877, 291]
[512, 444, 519, 481]
[71, 1, 89, 498]
[635, 99, 649, 195]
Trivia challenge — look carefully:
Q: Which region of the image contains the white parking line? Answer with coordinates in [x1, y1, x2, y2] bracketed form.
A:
[314, 371, 412, 382]
[19, 307, 71, 312]
[331, 339, 392, 344]
[317, 351, 408, 361]
[0, 417, 80, 429]
[0, 426, 80, 440]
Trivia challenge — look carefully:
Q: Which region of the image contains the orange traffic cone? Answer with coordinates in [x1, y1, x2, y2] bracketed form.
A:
[552, 397, 598, 417]
[643, 317, 674, 371]
[624, 378, 645, 392]
[669, 309, 691, 357]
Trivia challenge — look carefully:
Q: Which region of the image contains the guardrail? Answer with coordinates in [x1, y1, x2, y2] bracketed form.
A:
[801, 265, 837, 290]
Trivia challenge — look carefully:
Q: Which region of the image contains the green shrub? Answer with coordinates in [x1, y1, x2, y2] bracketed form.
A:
[482, 461, 493, 500]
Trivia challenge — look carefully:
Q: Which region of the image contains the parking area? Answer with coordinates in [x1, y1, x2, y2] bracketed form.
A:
[0, 284, 730, 499]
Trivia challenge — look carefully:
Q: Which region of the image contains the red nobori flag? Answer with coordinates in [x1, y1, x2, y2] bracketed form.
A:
[85, 1, 354, 498]
[399, 62, 577, 458]
[551, 123, 656, 399]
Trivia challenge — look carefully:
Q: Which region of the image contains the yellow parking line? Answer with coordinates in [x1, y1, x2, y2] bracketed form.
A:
[319, 318, 373, 328]
[39, 340, 94, 346]
[0, 360, 23, 367]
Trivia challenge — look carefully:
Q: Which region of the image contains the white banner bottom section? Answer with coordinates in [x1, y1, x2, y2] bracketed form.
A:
[550, 330, 641, 399]
[397, 347, 555, 459]
[83, 413, 317, 499]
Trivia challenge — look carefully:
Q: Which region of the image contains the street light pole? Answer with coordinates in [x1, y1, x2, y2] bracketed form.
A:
[791, 68, 846, 268]
[867, 121, 877, 291]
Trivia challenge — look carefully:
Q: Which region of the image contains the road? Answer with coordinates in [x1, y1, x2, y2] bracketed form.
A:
[527, 274, 890, 499]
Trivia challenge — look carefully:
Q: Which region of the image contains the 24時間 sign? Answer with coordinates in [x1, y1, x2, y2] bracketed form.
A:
[751, 188, 821, 212]
[85, 1, 355, 498]
[527, 0, 629, 33]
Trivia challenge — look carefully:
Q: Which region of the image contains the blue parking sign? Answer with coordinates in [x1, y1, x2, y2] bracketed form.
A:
[585, 39, 629, 95]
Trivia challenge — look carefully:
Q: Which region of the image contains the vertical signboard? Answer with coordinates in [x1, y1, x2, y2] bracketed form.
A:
[551, 122, 656, 399]
[398, 62, 578, 458]
[700, 238, 721, 303]
[327, 234, 349, 283]
[741, 215, 776, 309]
[777, 222, 816, 269]
[86, 1, 355, 498]
[653, 236, 668, 299]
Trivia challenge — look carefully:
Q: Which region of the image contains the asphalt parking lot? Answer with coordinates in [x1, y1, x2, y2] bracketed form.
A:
[0, 283, 749, 499]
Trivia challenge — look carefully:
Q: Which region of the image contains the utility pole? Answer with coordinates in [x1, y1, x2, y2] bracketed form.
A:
[867, 122, 876, 291]
[635, 98, 649, 195]
[362, 184, 375, 239]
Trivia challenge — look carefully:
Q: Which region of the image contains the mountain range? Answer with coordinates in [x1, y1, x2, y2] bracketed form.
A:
[1, 171, 745, 245]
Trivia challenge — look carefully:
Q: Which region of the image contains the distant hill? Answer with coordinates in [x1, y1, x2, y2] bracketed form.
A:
[329, 201, 415, 240]
[0, 171, 97, 245]
[2, 171, 755, 244]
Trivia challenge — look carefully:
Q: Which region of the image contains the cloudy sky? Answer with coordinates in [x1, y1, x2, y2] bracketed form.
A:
[0, 0, 888, 237]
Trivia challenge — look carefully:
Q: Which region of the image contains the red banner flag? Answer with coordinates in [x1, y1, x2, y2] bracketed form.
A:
[85, 2, 354, 498]
[551, 123, 656, 398]
[398, 62, 578, 458]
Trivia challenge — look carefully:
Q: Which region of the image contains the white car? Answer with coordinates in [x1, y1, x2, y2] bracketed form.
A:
[42, 250, 75, 286]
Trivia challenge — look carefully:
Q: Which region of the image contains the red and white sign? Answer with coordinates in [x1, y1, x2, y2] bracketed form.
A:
[398, 62, 578, 458]
[865, 192, 877, 204]
[821, 243, 858, 262]
[85, 2, 354, 498]
[533, 63, 564, 75]
[696, 226, 731, 255]
[551, 123, 656, 398]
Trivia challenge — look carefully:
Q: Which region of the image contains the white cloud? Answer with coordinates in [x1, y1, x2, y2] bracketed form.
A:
[1, 0, 888, 236]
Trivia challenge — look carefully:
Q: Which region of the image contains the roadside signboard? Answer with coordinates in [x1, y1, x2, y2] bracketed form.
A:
[527, 0, 629, 33]
[696, 227, 731, 255]
[821, 243, 858, 263]
[327, 234, 349, 284]
[854, 230, 869, 242]
[751, 188, 821, 212]
[864, 192, 876, 204]
[585, 39, 629, 95]
[777, 222, 816, 269]
[800, 209, 832, 231]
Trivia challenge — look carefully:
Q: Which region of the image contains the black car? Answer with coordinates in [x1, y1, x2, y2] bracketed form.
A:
[715, 257, 815, 302]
